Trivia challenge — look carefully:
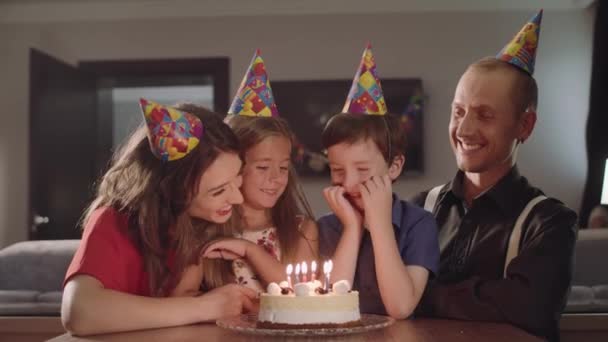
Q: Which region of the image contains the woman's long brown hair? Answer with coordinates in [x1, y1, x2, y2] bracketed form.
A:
[82, 104, 239, 296]
[225, 115, 316, 264]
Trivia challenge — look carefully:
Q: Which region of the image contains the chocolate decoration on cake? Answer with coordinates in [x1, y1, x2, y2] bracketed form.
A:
[315, 287, 329, 295]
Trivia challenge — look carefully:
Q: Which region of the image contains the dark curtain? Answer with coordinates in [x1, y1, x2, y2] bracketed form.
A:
[580, 1, 608, 226]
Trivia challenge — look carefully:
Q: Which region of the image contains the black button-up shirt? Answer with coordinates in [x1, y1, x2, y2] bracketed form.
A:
[412, 166, 577, 342]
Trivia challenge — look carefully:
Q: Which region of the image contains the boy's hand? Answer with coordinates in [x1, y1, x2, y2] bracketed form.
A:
[202, 238, 252, 260]
[359, 174, 393, 234]
[323, 186, 363, 231]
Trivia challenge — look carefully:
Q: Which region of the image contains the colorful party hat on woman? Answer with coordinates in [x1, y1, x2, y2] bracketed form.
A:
[496, 10, 543, 75]
[228, 49, 279, 117]
[342, 43, 387, 115]
[139, 98, 204, 162]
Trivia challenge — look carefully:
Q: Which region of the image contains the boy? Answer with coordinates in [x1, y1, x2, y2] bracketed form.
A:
[317, 45, 439, 319]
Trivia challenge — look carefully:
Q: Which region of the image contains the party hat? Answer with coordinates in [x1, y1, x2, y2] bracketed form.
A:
[496, 10, 543, 75]
[342, 43, 387, 115]
[228, 49, 279, 117]
[139, 98, 204, 162]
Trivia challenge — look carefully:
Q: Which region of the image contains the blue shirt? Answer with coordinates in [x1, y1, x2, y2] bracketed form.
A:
[317, 194, 439, 315]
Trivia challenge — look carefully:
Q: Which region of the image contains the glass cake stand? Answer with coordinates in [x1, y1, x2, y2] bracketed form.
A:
[216, 313, 395, 337]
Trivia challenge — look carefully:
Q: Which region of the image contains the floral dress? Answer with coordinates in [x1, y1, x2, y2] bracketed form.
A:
[232, 227, 281, 292]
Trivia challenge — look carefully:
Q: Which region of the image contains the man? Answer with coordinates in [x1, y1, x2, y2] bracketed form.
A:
[413, 10, 577, 342]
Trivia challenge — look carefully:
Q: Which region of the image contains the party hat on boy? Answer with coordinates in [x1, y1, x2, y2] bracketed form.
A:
[228, 49, 279, 117]
[342, 43, 387, 115]
[496, 9, 543, 75]
[139, 98, 204, 162]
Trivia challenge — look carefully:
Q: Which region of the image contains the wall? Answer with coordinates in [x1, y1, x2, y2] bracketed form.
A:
[111, 85, 214, 147]
[0, 9, 594, 247]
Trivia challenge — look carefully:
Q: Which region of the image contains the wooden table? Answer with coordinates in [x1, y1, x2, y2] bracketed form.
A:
[49, 318, 543, 342]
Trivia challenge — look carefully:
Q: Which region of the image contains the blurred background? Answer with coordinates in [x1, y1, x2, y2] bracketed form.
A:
[0, 0, 599, 246]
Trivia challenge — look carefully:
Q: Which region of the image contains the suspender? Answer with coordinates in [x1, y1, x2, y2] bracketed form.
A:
[503, 195, 547, 277]
[424, 185, 443, 212]
[423, 185, 548, 279]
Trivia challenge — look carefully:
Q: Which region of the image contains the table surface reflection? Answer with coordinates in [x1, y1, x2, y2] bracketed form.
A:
[49, 317, 543, 342]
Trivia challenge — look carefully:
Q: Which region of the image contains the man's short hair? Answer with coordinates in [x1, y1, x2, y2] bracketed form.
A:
[468, 57, 538, 114]
[321, 113, 407, 165]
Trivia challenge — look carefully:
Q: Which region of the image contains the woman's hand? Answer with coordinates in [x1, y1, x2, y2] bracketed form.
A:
[198, 284, 259, 318]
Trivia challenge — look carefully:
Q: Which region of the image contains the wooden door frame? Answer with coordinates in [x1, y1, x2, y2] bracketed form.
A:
[28, 48, 99, 239]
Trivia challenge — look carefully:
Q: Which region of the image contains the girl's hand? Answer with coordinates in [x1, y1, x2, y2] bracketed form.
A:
[202, 238, 252, 260]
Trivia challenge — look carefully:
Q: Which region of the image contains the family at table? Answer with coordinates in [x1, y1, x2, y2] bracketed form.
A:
[60, 10, 576, 342]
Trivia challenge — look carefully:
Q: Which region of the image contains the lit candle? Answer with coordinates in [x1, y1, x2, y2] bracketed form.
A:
[323, 260, 333, 291]
[311, 261, 317, 282]
[302, 261, 308, 283]
[286, 264, 293, 288]
[295, 263, 301, 284]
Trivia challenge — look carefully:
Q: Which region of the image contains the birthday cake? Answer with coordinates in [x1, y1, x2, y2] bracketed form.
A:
[257, 261, 361, 329]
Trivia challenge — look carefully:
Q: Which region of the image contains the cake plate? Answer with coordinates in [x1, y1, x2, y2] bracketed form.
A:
[216, 313, 395, 337]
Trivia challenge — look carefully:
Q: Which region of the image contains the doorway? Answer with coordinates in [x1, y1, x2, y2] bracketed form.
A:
[29, 49, 229, 239]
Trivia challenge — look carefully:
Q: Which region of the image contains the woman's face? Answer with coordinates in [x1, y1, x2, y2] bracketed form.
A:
[188, 151, 244, 223]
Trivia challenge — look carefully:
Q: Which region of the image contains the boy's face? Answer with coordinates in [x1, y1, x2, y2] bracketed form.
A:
[327, 138, 396, 212]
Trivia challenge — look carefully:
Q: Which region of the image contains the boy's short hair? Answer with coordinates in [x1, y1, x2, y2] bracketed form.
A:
[321, 113, 407, 165]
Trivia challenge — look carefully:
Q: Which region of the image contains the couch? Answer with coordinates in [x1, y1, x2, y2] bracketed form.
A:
[0, 240, 79, 316]
[565, 228, 608, 313]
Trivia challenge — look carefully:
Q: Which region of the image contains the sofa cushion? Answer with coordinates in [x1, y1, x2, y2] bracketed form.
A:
[568, 286, 594, 303]
[0, 240, 79, 292]
[37, 291, 63, 303]
[0, 302, 61, 316]
[593, 285, 608, 299]
[591, 286, 608, 311]
[565, 286, 595, 312]
[572, 229, 608, 286]
[0, 290, 39, 303]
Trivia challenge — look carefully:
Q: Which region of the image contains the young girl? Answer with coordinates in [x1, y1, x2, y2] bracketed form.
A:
[173, 51, 319, 294]
[61, 99, 257, 336]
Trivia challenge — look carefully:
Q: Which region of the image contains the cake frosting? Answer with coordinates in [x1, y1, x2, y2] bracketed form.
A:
[257, 279, 361, 329]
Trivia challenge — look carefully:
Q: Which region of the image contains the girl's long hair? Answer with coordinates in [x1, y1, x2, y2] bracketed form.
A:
[225, 115, 315, 264]
[82, 104, 240, 296]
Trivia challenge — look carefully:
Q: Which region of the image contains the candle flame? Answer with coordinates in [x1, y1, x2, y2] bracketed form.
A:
[302, 261, 308, 274]
[286, 264, 293, 275]
[311, 261, 317, 272]
[323, 260, 333, 274]
[295, 263, 301, 275]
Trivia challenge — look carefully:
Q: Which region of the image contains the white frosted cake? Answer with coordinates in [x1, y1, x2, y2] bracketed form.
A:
[257, 280, 361, 329]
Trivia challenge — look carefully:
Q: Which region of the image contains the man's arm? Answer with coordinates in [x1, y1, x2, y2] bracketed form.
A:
[420, 202, 577, 338]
